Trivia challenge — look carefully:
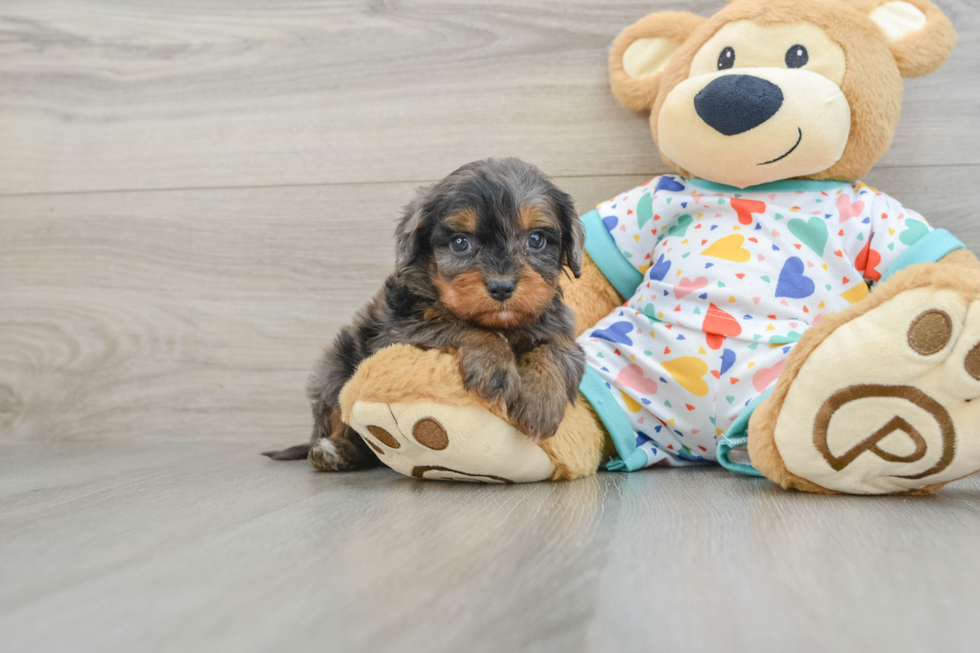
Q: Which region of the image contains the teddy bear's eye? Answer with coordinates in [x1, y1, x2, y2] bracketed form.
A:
[785, 44, 809, 68]
[717, 46, 735, 70]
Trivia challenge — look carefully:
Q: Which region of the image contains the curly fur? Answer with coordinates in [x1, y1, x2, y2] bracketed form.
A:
[264, 158, 587, 468]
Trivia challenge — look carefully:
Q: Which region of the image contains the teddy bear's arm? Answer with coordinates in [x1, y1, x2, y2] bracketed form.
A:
[560, 251, 624, 337]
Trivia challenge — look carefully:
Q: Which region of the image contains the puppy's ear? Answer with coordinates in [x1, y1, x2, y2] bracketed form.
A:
[855, 0, 956, 77]
[393, 187, 431, 274]
[552, 189, 584, 278]
[609, 11, 705, 111]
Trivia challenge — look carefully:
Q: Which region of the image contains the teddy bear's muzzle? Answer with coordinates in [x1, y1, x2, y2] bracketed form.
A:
[657, 67, 850, 188]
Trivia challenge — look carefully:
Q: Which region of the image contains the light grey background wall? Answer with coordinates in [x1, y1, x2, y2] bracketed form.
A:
[1, 0, 977, 445]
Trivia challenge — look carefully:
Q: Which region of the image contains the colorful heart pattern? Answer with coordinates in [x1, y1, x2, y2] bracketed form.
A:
[649, 254, 671, 281]
[674, 276, 708, 299]
[662, 357, 709, 397]
[787, 216, 828, 256]
[775, 257, 815, 298]
[616, 364, 659, 395]
[836, 194, 864, 223]
[702, 234, 751, 262]
[702, 303, 742, 349]
[591, 321, 634, 346]
[576, 175, 934, 470]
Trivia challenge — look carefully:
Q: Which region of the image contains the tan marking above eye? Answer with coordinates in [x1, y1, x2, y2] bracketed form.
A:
[519, 205, 558, 231]
[964, 343, 980, 380]
[444, 208, 477, 233]
[907, 309, 953, 355]
[412, 418, 449, 450]
[367, 425, 400, 449]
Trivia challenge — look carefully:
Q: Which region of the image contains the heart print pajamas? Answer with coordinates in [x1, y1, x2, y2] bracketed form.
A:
[575, 175, 964, 472]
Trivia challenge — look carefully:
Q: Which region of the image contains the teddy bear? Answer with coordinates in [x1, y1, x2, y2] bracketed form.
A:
[331, 0, 980, 494]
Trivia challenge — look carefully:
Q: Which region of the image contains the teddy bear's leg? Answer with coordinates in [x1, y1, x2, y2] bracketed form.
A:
[336, 344, 611, 483]
[748, 257, 980, 494]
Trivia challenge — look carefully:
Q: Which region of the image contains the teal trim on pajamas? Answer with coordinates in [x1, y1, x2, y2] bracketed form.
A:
[686, 178, 848, 194]
[878, 228, 964, 283]
[580, 209, 644, 300]
[578, 366, 647, 472]
[716, 390, 773, 477]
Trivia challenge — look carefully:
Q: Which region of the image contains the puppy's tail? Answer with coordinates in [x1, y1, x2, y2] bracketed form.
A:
[261, 443, 312, 461]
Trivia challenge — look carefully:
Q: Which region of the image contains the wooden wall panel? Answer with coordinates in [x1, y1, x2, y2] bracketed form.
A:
[2, 167, 978, 443]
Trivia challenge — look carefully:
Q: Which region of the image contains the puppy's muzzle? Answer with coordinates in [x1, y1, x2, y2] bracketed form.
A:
[486, 279, 517, 302]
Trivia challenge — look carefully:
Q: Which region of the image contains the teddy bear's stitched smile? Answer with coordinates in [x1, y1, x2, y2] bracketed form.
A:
[759, 127, 803, 165]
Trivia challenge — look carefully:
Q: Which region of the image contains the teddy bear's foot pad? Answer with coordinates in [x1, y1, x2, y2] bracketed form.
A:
[762, 285, 980, 494]
[347, 401, 555, 483]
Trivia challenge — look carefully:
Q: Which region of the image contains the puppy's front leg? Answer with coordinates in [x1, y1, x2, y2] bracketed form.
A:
[509, 335, 586, 440]
[457, 329, 521, 409]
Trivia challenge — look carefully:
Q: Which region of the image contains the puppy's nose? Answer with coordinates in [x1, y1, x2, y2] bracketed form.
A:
[694, 75, 784, 136]
[486, 279, 517, 302]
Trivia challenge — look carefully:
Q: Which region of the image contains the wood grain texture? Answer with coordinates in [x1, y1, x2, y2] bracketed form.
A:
[0, 0, 977, 195]
[1, 443, 979, 653]
[4, 168, 978, 444]
[3, 3, 980, 651]
[0, 174, 633, 443]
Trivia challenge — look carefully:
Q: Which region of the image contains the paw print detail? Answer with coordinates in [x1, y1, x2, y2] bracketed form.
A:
[813, 384, 954, 480]
[411, 418, 449, 451]
[347, 401, 555, 484]
[772, 285, 980, 494]
[907, 309, 953, 355]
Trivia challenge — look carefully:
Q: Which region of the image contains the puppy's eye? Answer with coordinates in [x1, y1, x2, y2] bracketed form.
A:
[785, 44, 808, 68]
[450, 235, 470, 253]
[717, 46, 735, 70]
[527, 232, 546, 250]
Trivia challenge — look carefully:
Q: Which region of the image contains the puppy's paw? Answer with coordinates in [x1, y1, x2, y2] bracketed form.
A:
[459, 352, 521, 407]
[308, 438, 341, 471]
[508, 392, 568, 441]
[308, 437, 370, 472]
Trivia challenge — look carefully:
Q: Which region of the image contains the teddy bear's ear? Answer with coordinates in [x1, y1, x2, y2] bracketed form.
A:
[856, 0, 957, 77]
[609, 12, 705, 111]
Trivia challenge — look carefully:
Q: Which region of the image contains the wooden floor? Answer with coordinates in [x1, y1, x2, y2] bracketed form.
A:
[2, 1, 980, 651]
[2, 443, 980, 653]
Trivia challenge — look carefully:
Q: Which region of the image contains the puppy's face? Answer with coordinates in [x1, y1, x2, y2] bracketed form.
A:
[396, 159, 583, 329]
[431, 202, 565, 329]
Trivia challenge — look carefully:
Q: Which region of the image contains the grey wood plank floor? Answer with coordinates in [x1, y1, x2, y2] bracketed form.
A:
[3, 1, 980, 651]
[2, 443, 980, 653]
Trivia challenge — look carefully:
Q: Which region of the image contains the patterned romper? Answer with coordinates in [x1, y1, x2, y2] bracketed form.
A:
[575, 175, 963, 472]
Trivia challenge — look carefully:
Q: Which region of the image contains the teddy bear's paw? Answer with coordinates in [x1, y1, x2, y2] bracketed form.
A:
[762, 284, 980, 494]
[346, 400, 556, 483]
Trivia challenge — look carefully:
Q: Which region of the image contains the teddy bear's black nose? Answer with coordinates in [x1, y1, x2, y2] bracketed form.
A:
[694, 75, 784, 136]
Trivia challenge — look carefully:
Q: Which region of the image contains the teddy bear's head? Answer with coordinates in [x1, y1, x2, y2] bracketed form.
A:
[610, 0, 955, 188]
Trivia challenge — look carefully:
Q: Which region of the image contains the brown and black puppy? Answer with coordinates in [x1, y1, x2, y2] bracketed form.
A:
[264, 158, 586, 471]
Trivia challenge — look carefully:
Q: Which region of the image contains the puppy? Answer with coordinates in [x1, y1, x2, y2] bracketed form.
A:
[264, 158, 586, 471]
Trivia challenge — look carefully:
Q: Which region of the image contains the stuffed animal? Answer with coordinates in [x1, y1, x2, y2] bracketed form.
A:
[336, 0, 980, 494]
